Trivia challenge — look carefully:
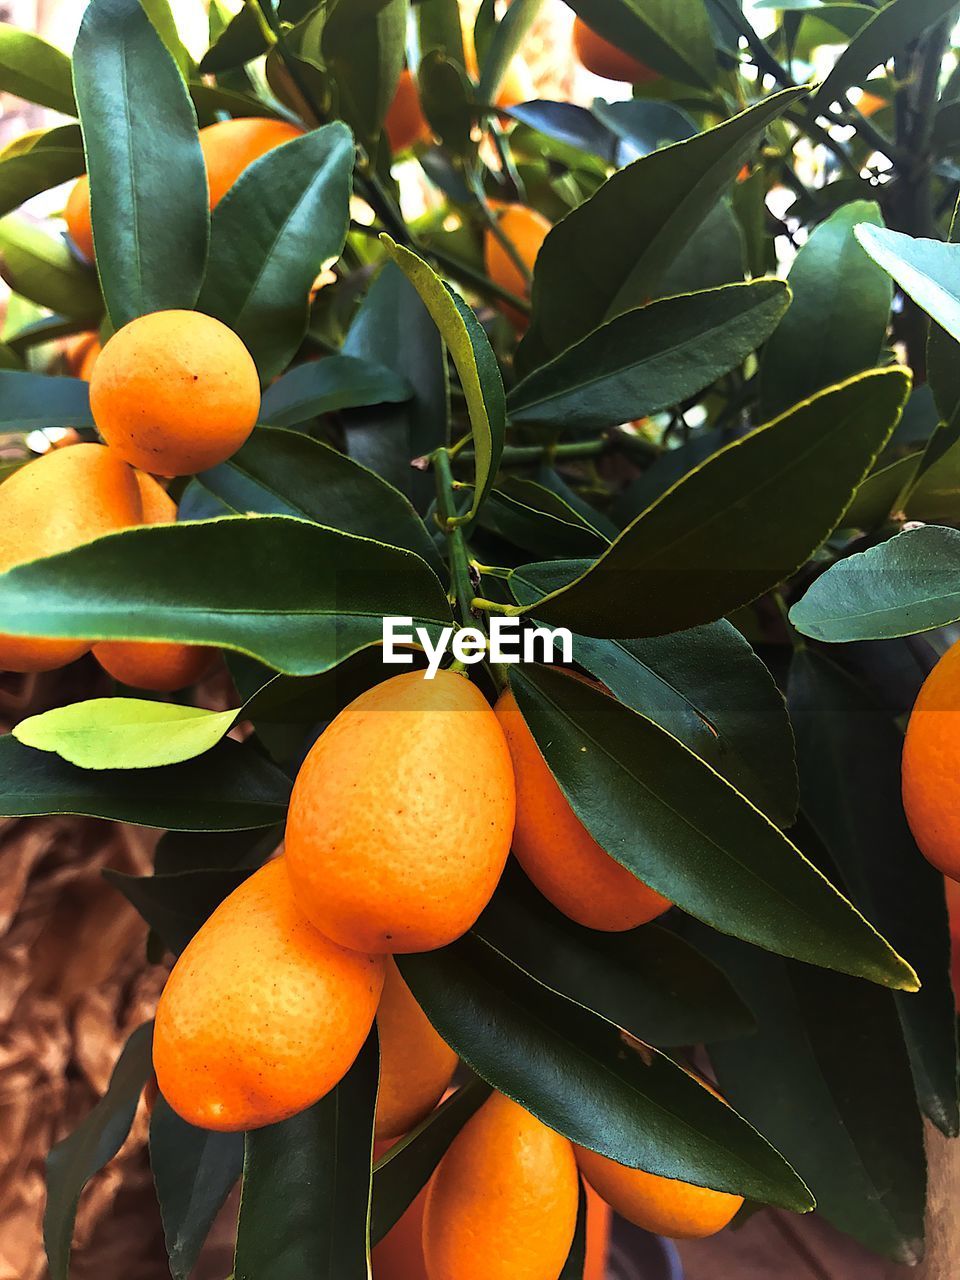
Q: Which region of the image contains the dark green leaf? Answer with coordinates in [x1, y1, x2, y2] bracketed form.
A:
[521, 368, 910, 637]
[0, 22, 76, 114]
[760, 201, 891, 418]
[398, 933, 814, 1210]
[150, 1099, 245, 1280]
[199, 4, 268, 73]
[321, 0, 406, 147]
[44, 1023, 154, 1280]
[477, 0, 543, 103]
[565, 0, 717, 89]
[510, 664, 916, 988]
[508, 279, 789, 431]
[0, 515, 452, 675]
[519, 86, 807, 368]
[0, 217, 101, 322]
[656, 198, 746, 297]
[106, 867, 253, 954]
[788, 650, 958, 1135]
[0, 369, 92, 428]
[198, 123, 354, 380]
[479, 486, 608, 558]
[260, 354, 412, 425]
[73, 0, 208, 326]
[234, 1032, 379, 1280]
[790, 525, 960, 641]
[0, 125, 84, 218]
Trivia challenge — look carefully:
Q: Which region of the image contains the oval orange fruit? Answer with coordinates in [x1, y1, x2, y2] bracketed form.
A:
[903, 639, 960, 881]
[64, 174, 94, 262]
[200, 116, 304, 207]
[285, 669, 515, 954]
[385, 69, 431, 152]
[494, 685, 671, 930]
[153, 857, 385, 1132]
[376, 959, 458, 1140]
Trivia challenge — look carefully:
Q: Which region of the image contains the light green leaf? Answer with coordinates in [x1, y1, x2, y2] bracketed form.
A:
[0, 125, 84, 218]
[0, 216, 101, 322]
[0, 23, 76, 114]
[855, 223, 960, 342]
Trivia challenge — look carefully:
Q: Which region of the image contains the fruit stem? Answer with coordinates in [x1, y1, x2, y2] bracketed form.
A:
[243, 0, 278, 49]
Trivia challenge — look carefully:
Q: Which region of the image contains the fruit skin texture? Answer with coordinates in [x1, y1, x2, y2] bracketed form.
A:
[575, 1143, 744, 1240]
[153, 857, 385, 1133]
[200, 117, 303, 207]
[0, 444, 142, 672]
[572, 18, 657, 84]
[385, 69, 430, 152]
[63, 331, 100, 379]
[285, 669, 516, 954]
[422, 1092, 579, 1280]
[64, 174, 94, 261]
[92, 473, 216, 691]
[494, 686, 672, 931]
[483, 205, 551, 329]
[375, 959, 458, 1141]
[89, 310, 260, 476]
[902, 639, 960, 881]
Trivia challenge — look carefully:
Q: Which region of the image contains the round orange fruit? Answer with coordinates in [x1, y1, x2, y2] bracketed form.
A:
[494, 684, 672, 931]
[285, 669, 516, 954]
[375, 959, 458, 1140]
[153, 857, 385, 1132]
[385, 69, 431, 152]
[572, 18, 657, 84]
[903, 639, 960, 881]
[483, 205, 551, 329]
[89, 310, 260, 476]
[422, 1092, 579, 1280]
[200, 116, 304, 208]
[64, 174, 94, 262]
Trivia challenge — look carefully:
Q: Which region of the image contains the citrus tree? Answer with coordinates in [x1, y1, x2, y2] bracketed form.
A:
[2, 0, 960, 1275]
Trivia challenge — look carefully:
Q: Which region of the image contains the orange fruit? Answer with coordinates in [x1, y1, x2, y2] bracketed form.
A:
[575, 1139, 744, 1240]
[494, 684, 671, 931]
[153, 857, 385, 1132]
[200, 116, 304, 208]
[483, 204, 551, 329]
[422, 1092, 579, 1280]
[92, 473, 216, 691]
[64, 174, 94, 262]
[385, 69, 431, 152]
[78, 337, 101, 381]
[375, 959, 458, 1140]
[572, 18, 657, 83]
[63, 331, 99, 378]
[463, 24, 534, 108]
[374, 1178, 431, 1280]
[0, 444, 142, 672]
[945, 876, 960, 1012]
[859, 90, 887, 118]
[903, 639, 960, 881]
[89, 310, 260, 476]
[285, 669, 516, 954]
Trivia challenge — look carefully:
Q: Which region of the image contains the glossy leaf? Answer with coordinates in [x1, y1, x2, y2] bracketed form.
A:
[479, 487, 608, 559]
[383, 239, 505, 521]
[0, 124, 84, 218]
[14, 698, 237, 770]
[790, 524, 960, 641]
[105, 867, 254, 955]
[190, 428, 441, 570]
[260, 354, 412, 425]
[760, 201, 891, 418]
[234, 1032, 379, 1280]
[788, 650, 958, 1135]
[0, 217, 101, 322]
[855, 223, 960, 343]
[0, 515, 452, 675]
[399, 934, 813, 1210]
[520, 368, 910, 637]
[509, 664, 916, 989]
[508, 279, 789, 431]
[565, 0, 716, 89]
[321, 0, 406, 147]
[149, 1099, 245, 1280]
[199, 5, 268, 73]
[519, 86, 807, 368]
[475, 863, 754, 1047]
[198, 123, 354, 380]
[0, 23, 76, 114]
[0, 370, 92, 428]
[73, 0, 209, 326]
[0, 733, 290, 829]
[44, 1023, 154, 1280]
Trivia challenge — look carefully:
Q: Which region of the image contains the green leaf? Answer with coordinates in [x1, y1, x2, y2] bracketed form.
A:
[814, 0, 959, 111]
[199, 4, 269, 74]
[0, 23, 76, 114]
[0, 515, 452, 675]
[414, 0, 467, 72]
[790, 525, 960, 641]
[321, 0, 406, 147]
[105, 867, 254, 954]
[198, 123, 354, 380]
[371, 1079, 491, 1243]
[508, 279, 790, 431]
[342, 261, 449, 512]
[519, 86, 807, 369]
[140, 0, 197, 79]
[14, 698, 237, 770]
[399, 933, 814, 1211]
[44, 1023, 154, 1280]
[149, 1099, 245, 1280]
[260, 354, 412, 425]
[190, 428, 441, 571]
[418, 51, 474, 155]
[509, 664, 916, 989]
[696, 927, 927, 1263]
[855, 223, 960, 344]
[760, 201, 891, 418]
[560, 1182, 588, 1280]
[477, 0, 544, 103]
[475, 862, 755, 1047]
[0, 370, 92, 428]
[0, 733, 290, 829]
[926, 194, 960, 423]
[565, 0, 717, 89]
[0, 125, 84, 218]
[519, 368, 911, 637]
[73, 0, 209, 327]
[0, 216, 101, 322]
[234, 1032, 379, 1280]
[382, 238, 505, 522]
[788, 650, 958, 1135]
[479, 486, 609, 559]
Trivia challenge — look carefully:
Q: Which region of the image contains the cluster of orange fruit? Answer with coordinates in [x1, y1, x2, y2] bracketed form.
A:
[151, 667, 743, 1280]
